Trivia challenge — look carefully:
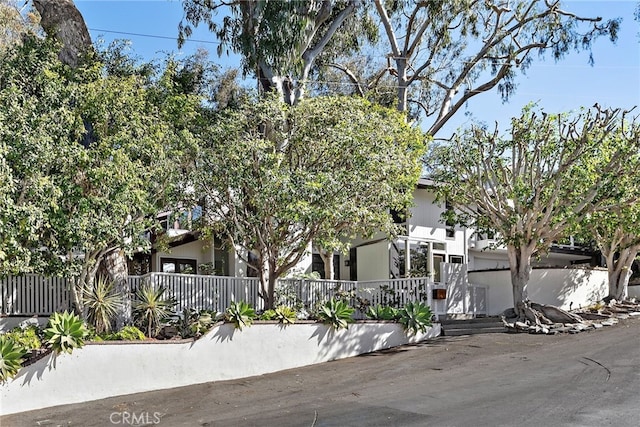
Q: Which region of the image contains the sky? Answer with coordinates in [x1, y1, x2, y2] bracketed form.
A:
[74, 0, 640, 138]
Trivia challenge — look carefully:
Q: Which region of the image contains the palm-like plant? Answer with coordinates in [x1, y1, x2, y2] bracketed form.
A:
[82, 277, 122, 335]
[318, 298, 355, 329]
[132, 285, 176, 338]
[399, 302, 433, 334]
[0, 336, 27, 382]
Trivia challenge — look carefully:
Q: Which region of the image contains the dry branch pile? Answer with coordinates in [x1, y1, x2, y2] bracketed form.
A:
[501, 299, 640, 334]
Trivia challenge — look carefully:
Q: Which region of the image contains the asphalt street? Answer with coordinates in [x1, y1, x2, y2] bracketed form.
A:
[3, 316, 639, 427]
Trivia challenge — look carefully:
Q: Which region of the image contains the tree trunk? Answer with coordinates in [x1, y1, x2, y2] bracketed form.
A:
[396, 59, 409, 114]
[507, 245, 533, 318]
[33, 0, 92, 67]
[606, 247, 637, 301]
[318, 248, 335, 280]
[256, 254, 275, 310]
[97, 249, 131, 329]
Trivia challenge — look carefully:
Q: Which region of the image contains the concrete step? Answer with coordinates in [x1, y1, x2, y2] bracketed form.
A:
[440, 317, 506, 336]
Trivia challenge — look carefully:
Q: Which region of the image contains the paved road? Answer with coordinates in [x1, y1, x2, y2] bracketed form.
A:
[3, 317, 640, 427]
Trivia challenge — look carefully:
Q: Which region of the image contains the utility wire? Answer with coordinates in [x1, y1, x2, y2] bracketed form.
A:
[89, 28, 221, 45]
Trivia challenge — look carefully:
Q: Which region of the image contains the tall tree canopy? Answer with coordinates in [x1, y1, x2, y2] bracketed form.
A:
[193, 95, 425, 308]
[179, 0, 374, 104]
[334, 0, 621, 135]
[427, 105, 640, 317]
[181, 1, 621, 134]
[0, 36, 201, 316]
[575, 128, 640, 301]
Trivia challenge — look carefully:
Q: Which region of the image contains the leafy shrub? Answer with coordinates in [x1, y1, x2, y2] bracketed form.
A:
[318, 298, 354, 329]
[260, 306, 296, 324]
[5, 325, 42, 351]
[82, 277, 122, 334]
[133, 285, 176, 338]
[44, 311, 88, 354]
[225, 301, 256, 330]
[102, 326, 146, 341]
[259, 309, 277, 321]
[274, 306, 297, 324]
[172, 309, 216, 338]
[399, 302, 433, 334]
[366, 305, 400, 321]
[0, 335, 27, 382]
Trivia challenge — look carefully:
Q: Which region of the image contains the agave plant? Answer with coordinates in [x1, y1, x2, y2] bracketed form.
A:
[0, 335, 27, 382]
[318, 298, 355, 330]
[44, 311, 89, 354]
[82, 277, 122, 334]
[274, 305, 297, 325]
[398, 301, 433, 334]
[225, 301, 256, 330]
[133, 285, 176, 338]
[366, 304, 400, 321]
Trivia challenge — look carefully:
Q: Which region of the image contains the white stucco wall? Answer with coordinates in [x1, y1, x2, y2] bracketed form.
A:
[469, 267, 608, 315]
[357, 241, 390, 280]
[1, 322, 440, 415]
[153, 240, 213, 272]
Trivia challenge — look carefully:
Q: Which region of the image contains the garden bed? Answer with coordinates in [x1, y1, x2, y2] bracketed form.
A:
[1, 320, 440, 415]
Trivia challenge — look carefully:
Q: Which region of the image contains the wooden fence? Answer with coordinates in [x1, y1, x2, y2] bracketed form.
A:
[1, 275, 73, 316]
[1, 273, 473, 320]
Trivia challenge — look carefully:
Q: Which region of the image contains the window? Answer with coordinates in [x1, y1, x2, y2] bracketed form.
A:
[312, 254, 340, 280]
[161, 258, 196, 274]
[246, 251, 259, 277]
[449, 255, 464, 264]
[433, 254, 445, 283]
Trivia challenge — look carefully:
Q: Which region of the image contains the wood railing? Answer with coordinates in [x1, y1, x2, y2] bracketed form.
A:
[1, 273, 466, 319]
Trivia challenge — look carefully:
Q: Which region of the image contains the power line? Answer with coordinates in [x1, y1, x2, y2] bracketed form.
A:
[89, 28, 221, 45]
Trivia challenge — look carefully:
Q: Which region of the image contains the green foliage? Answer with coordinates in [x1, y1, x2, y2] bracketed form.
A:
[274, 306, 297, 325]
[194, 95, 425, 308]
[224, 301, 256, 330]
[172, 308, 216, 338]
[398, 302, 432, 335]
[4, 325, 42, 351]
[82, 277, 122, 334]
[0, 335, 26, 382]
[318, 298, 355, 330]
[44, 311, 88, 354]
[260, 306, 297, 325]
[133, 285, 176, 338]
[102, 325, 146, 341]
[366, 305, 400, 321]
[259, 309, 277, 321]
[0, 35, 201, 294]
[428, 105, 640, 307]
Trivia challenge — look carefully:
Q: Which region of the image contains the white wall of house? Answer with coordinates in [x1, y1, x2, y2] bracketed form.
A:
[356, 241, 391, 281]
[468, 267, 608, 315]
[408, 189, 466, 262]
[153, 240, 213, 273]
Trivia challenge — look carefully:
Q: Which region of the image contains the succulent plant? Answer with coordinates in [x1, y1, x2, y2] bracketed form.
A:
[0, 335, 27, 382]
[44, 311, 88, 354]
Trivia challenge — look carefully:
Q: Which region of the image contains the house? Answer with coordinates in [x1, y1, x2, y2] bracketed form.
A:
[136, 178, 598, 284]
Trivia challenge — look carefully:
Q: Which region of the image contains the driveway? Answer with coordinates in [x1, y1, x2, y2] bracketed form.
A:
[3, 316, 640, 427]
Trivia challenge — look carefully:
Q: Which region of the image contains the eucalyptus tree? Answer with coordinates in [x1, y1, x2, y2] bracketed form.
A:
[427, 105, 639, 318]
[335, 0, 620, 136]
[0, 0, 41, 48]
[194, 95, 425, 308]
[179, 0, 375, 105]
